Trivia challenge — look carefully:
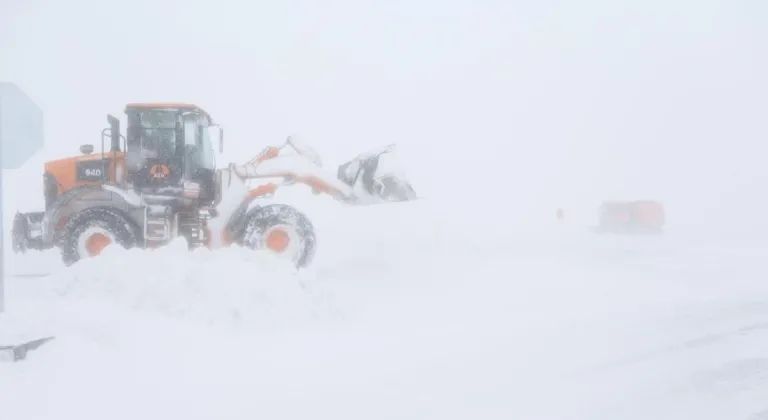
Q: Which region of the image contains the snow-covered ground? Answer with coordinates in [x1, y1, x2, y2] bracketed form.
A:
[3, 139, 768, 420]
[3, 0, 767, 417]
[3, 183, 768, 420]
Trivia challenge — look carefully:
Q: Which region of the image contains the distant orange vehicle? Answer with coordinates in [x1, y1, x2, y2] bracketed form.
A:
[593, 200, 665, 234]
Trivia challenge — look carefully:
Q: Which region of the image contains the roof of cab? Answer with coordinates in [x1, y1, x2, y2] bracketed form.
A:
[124, 103, 212, 121]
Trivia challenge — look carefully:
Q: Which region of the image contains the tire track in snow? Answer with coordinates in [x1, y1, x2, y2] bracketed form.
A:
[578, 320, 768, 375]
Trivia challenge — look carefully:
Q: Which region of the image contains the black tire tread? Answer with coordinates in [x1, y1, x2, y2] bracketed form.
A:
[242, 204, 317, 269]
[60, 207, 140, 266]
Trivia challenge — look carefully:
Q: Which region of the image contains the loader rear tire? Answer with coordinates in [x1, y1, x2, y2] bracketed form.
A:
[60, 207, 140, 266]
[242, 204, 317, 269]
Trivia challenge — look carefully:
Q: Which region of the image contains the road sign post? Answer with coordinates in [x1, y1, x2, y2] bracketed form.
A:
[0, 83, 45, 313]
[0, 104, 4, 313]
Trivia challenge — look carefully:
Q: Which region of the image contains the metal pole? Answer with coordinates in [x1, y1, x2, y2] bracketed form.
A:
[0, 98, 5, 313]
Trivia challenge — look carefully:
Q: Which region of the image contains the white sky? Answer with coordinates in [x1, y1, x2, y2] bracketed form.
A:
[1, 0, 766, 230]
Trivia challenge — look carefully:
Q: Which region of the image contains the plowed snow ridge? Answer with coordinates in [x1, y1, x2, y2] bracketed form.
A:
[41, 240, 332, 328]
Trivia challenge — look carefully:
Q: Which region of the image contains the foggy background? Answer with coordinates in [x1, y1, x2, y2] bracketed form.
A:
[1, 0, 766, 233]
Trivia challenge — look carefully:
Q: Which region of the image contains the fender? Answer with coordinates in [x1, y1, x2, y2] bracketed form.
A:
[41, 184, 145, 246]
[221, 183, 278, 245]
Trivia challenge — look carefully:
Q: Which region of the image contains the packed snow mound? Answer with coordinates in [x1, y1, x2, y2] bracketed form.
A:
[44, 239, 333, 329]
[6, 248, 66, 278]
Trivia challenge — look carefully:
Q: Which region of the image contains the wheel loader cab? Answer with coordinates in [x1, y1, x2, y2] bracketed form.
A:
[123, 103, 218, 205]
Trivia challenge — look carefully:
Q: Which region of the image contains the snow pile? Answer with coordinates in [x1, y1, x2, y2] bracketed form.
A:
[4, 220, 768, 420]
[46, 239, 333, 329]
[5, 249, 66, 278]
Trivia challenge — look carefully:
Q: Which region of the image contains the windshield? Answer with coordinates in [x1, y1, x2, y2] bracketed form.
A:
[126, 110, 178, 171]
[138, 110, 176, 129]
[139, 110, 177, 158]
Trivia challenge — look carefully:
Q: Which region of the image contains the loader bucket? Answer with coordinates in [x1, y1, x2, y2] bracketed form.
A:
[338, 144, 419, 204]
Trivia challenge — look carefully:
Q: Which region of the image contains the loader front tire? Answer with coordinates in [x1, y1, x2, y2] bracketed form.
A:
[242, 204, 317, 269]
[60, 207, 140, 266]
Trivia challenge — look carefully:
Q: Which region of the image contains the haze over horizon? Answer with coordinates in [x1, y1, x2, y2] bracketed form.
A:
[2, 0, 766, 231]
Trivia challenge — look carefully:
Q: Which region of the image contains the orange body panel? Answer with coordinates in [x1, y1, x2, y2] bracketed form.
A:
[44, 151, 125, 195]
[236, 145, 346, 199]
[633, 201, 665, 225]
[599, 200, 665, 229]
[247, 183, 278, 199]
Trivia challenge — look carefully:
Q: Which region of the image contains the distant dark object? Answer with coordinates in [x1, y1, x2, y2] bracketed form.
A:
[0, 336, 55, 362]
[592, 200, 665, 234]
[79, 144, 94, 155]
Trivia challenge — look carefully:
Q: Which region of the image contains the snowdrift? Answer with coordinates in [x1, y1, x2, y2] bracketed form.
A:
[46, 239, 333, 329]
[6, 149, 768, 420]
[4, 208, 768, 420]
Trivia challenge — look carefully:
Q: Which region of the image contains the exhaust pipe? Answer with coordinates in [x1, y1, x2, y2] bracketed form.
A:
[107, 114, 121, 152]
